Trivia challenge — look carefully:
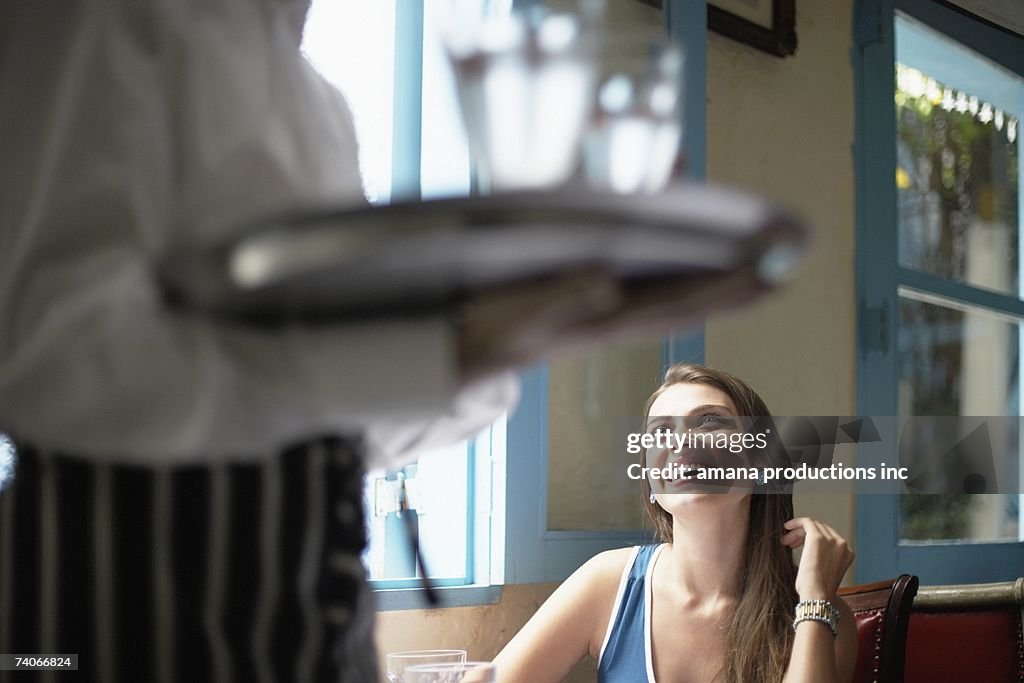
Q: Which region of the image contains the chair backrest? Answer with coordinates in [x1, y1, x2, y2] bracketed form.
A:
[838, 574, 919, 683]
[904, 578, 1024, 683]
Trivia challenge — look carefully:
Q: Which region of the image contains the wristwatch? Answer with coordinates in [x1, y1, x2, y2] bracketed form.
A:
[793, 598, 840, 638]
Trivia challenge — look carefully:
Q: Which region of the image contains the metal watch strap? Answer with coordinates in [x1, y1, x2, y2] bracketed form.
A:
[792, 598, 840, 638]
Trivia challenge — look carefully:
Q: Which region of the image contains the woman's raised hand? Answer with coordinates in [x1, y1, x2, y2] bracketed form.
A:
[780, 517, 855, 599]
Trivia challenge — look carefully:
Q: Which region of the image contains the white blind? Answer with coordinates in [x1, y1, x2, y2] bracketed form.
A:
[947, 0, 1024, 36]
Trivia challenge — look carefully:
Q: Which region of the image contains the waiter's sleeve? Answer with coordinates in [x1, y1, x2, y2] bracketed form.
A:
[0, 0, 518, 465]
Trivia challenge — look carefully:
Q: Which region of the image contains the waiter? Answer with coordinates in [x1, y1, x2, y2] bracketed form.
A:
[0, 1, 764, 681]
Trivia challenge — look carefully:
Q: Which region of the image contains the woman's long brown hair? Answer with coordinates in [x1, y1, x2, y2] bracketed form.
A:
[639, 363, 798, 683]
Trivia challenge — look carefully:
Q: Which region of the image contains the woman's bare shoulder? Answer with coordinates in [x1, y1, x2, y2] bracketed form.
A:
[493, 546, 646, 681]
[567, 546, 640, 592]
[561, 547, 642, 658]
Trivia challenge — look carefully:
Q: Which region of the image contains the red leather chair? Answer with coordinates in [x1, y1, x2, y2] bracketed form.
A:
[838, 574, 919, 683]
[904, 578, 1024, 683]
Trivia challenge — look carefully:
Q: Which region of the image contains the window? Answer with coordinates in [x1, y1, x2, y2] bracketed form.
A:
[302, 0, 707, 602]
[301, 2, 397, 204]
[302, 0, 502, 605]
[500, 0, 710, 585]
[855, 0, 1024, 583]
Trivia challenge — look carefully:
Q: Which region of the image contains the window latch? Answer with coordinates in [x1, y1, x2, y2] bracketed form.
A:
[373, 472, 422, 517]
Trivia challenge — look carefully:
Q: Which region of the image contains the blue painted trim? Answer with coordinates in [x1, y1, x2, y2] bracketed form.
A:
[897, 268, 1024, 318]
[392, 0, 424, 201]
[854, 0, 1024, 583]
[664, 331, 705, 368]
[465, 438, 477, 583]
[663, 0, 707, 367]
[886, 543, 1024, 584]
[504, 365, 549, 584]
[664, 0, 707, 179]
[895, 12, 1023, 116]
[371, 576, 470, 590]
[855, 0, 905, 584]
[376, 585, 502, 612]
[896, 0, 1024, 76]
[540, 534, 651, 580]
[505, 367, 652, 584]
[541, 530, 648, 541]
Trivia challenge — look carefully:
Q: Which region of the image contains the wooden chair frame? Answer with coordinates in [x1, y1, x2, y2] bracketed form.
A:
[838, 574, 920, 683]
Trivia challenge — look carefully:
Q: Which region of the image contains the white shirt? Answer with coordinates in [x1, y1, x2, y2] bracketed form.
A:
[0, 0, 517, 467]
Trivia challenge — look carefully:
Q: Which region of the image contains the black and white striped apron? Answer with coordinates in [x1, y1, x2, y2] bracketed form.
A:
[0, 435, 377, 682]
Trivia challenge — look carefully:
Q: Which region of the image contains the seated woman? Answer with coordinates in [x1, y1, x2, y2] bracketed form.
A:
[494, 363, 857, 682]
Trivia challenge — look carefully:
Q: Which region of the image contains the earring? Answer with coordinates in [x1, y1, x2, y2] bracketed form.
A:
[649, 492, 657, 504]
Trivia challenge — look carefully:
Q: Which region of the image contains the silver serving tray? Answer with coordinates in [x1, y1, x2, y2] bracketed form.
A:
[157, 182, 808, 324]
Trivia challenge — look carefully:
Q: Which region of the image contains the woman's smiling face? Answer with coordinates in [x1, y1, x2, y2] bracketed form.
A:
[645, 382, 755, 505]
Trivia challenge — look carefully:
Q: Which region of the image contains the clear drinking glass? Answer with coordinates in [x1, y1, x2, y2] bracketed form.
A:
[443, 2, 604, 192]
[442, 1, 683, 195]
[403, 661, 497, 683]
[581, 33, 684, 194]
[386, 650, 468, 683]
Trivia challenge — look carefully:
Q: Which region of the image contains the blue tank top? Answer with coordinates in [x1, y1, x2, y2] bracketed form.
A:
[598, 544, 666, 683]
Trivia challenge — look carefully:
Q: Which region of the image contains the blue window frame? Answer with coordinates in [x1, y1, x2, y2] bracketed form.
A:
[389, 0, 716, 590]
[375, 0, 506, 608]
[309, 0, 712, 605]
[854, 0, 1024, 583]
[505, 0, 709, 585]
[369, 427, 505, 610]
[304, 0, 501, 609]
[665, 0, 708, 368]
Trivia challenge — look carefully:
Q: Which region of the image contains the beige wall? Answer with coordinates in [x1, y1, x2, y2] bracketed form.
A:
[377, 0, 858, 679]
[704, 0, 858, 550]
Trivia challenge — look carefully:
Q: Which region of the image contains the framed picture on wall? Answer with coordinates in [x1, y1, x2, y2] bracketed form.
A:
[637, 0, 797, 57]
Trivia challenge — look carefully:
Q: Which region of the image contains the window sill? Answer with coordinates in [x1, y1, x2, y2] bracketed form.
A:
[374, 584, 502, 611]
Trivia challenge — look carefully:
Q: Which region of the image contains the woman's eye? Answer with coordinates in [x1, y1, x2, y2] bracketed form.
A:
[698, 415, 726, 427]
[649, 424, 673, 435]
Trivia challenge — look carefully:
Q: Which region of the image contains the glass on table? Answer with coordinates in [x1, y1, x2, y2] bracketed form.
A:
[403, 661, 497, 683]
[386, 650, 468, 682]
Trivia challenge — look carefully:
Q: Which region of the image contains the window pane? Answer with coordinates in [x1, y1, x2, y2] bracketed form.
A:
[894, 15, 1021, 297]
[544, 0, 666, 535]
[421, 0, 473, 199]
[0, 436, 13, 492]
[547, 342, 658, 532]
[897, 293, 1020, 542]
[414, 443, 470, 580]
[364, 442, 470, 582]
[303, 1, 396, 204]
